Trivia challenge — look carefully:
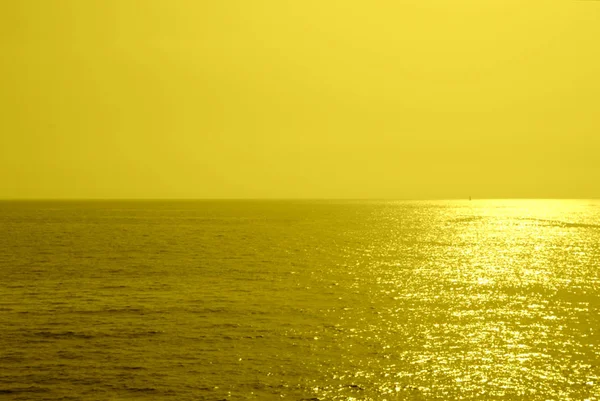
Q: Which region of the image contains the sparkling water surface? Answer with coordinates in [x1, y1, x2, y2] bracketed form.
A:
[1, 200, 599, 400]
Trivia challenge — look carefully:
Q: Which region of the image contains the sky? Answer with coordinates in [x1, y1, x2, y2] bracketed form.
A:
[1, 0, 599, 199]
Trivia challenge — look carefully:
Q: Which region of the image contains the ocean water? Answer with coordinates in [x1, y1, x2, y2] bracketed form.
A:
[1, 199, 599, 401]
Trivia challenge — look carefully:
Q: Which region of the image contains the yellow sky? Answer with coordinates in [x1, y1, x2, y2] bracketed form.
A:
[1, 1, 599, 199]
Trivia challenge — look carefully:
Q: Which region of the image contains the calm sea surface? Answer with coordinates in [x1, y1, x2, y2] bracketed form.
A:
[1, 200, 599, 400]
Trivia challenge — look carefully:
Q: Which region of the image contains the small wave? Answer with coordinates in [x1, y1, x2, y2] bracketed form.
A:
[0, 386, 48, 394]
[450, 216, 485, 223]
[56, 350, 83, 360]
[128, 330, 164, 338]
[518, 217, 600, 229]
[105, 307, 145, 313]
[5, 284, 26, 289]
[73, 307, 146, 315]
[0, 352, 25, 362]
[33, 331, 94, 340]
[125, 387, 157, 393]
[417, 240, 457, 247]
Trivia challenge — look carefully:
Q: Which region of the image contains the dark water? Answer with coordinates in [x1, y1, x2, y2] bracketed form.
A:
[1, 200, 599, 400]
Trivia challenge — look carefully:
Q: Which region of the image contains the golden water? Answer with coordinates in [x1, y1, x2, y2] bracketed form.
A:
[1, 200, 599, 400]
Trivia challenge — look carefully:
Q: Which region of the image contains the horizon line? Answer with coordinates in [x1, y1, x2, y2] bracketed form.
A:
[0, 197, 598, 201]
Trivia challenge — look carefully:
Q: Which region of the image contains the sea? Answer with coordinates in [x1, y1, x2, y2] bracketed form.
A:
[1, 199, 599, 401]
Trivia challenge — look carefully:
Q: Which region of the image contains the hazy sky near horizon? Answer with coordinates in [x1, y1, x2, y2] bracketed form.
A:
[1, 1, 599, 199]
